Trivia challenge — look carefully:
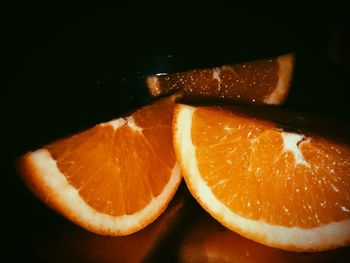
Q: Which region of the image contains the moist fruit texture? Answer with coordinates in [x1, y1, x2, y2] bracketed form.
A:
[173, 103, 350, 252]
[16, 95, 182, 236]
[146, 53, 294, 105]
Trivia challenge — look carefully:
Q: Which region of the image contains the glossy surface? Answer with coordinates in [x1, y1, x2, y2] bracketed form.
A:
[148, 57, 280, 103]
[191, 105, 350, 227]
[2, 2, 350, 262]
[46, 96, 175, 216]
[179, 209, 350, 263]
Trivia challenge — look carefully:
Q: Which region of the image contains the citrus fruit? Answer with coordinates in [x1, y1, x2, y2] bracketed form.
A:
[146, 53, 295, 105]
[173, 103, 350, 252]
[16, 95, 182, 236]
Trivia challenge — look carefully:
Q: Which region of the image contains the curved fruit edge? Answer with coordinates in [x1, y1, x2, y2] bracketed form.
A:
[15, 149, 182, 236]
[172, 103, 350, 252]
[264, 53, 295, 105]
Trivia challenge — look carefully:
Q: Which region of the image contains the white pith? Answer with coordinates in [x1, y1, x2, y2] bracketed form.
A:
[263, 54, 294, 105]
[281, 132, 309, 167]
[146, 75, 161, 96]
[174, 104, 350, 251]
[105, 116, 143, 133]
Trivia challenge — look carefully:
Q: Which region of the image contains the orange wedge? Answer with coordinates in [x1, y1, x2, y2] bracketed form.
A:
[173, 103, 350, 252]
[146, 53, 295, 105]
[16, 95, 182, 236]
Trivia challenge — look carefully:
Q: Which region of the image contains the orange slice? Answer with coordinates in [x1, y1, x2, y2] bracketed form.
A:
[173, 103, 350, 252]
[146, 53, 295, 105]
[16, 95, 182, 236]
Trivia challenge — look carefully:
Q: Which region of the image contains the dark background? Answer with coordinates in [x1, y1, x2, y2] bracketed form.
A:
[2, 1, 350, 262]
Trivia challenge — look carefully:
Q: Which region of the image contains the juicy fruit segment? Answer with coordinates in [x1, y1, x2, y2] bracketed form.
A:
[192, 108, 350, 228]
[46, 100, 175, 217]
[146, 53, 294, 105]
[16, 96, 182, 236]
[173, 103, 350, 251]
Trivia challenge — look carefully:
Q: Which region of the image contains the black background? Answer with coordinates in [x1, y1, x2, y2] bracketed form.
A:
[2, 1, 350, 262]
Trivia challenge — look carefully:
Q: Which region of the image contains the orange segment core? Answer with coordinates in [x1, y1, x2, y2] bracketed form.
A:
[192, 107, 350, 228]
[47, 98, 176, 216]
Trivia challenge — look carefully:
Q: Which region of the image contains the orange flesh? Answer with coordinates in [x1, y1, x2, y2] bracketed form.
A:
[191, 107, 350, 228]
[47, 98, 176, 216]
[154, 58, 278, 104]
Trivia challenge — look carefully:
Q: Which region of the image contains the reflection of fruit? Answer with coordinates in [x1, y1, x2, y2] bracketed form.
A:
[16, 95, 182, 236]
[29, 189, 185, 263]
[146, 53, 294, 105]
[173, 103, 350, 252]
[179, 214, 350, 263]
